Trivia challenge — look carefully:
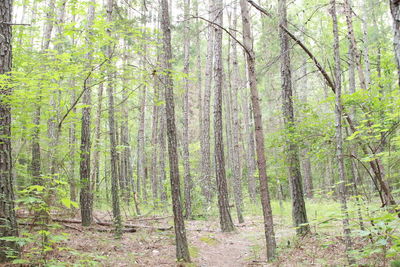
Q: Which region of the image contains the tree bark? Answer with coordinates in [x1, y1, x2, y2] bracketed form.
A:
[200, 0, 215, 207]
[242, 89, 257, 202]
[161, 0, 190, 261]
[91, 83, 104, 194]
[278, 0, 309, 236]
[331, 0, 354, 263]
[31, 0, 55, 185]
[240, 0, 276, 259]
[105, 0, 123, 238]
[390, 0, 400, 86]
[0, 0, 19, 261]
[213, 0, 235, 233]
[182, 0, 192, 219]
[79, 0, 95, 227]
[230, 5, 244, 224]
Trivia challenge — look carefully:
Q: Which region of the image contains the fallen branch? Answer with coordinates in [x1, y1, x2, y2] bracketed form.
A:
[51, 218, 172, 231]
[63, 224, 83, 232]
[95, 228, 137, 233]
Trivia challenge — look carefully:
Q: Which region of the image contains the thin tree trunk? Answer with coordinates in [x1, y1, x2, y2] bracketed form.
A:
[278, 0, 309, 236]
[92, 83, 104, 194]
[158, 104, 167, 203]
[182, 0, 192, 219]
[161, 0, 190, 261]
[106, 0, 122, 238]
[137, 81, 147, 203]
[230, 4, 244, 224]
[201, 0, 214, 206]
[240, 0, 276, 259]
[137, 5, 148, 203]
[68, 9, 77, 202]
[31, 0, 55, 185]
[331, 0, 354, 263]
[0, 0, 19, 261]
[79, 0, 95, 227]
[390, 0, 400, 86]
[242, 89, 257, 202]
[213, 0, 235, 233]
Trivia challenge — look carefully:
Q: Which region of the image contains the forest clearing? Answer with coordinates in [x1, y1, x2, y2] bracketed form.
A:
[1, 0, 400, 266]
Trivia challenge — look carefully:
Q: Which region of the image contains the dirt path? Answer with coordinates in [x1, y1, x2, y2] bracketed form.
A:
[185, 217, 291, 267]
[188, 227, 254, 266]
[51, 214, 294, 266]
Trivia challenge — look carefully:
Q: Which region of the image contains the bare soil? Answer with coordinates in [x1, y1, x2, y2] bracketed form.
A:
[18, 213, 371, 266]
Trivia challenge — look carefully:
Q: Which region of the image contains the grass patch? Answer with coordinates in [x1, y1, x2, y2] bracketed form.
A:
[199, 234, 219, 245]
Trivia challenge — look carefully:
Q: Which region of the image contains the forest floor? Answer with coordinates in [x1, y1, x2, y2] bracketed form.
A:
[38, 211, 366, 266]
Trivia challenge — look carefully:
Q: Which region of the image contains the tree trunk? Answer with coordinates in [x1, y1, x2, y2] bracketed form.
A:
[79, 0, 95, 227]
[150, 74, 159, 203]
[91, 83, 104, 194]
[213, 0, 235, 233]
[0, 0, 19, 261]
[331, 0, 354, 263]
[242, 89, 257, 202]
[240, 0, 276, 260]
[230, 5, 244, 224]
[137, 79, 147, 203]
[106, 0, 123, 238]
[161, 0, 191, 261]
[158, 103, 167, 203]
[31, 0, 55, 185]
[201, 0, 214, 207]
[68, 10, 78, 202]
[182, 0, 192, 219]
[390, 0, 400, 86]
[278, 0, 309, 236]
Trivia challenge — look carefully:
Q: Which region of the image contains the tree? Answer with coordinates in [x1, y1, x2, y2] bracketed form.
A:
[182, 0, 192, 219]
[200, 0, 214, 207]
[79, 0, 96, 227]
[106, 0, 123, 238]
[161, 0, 190, 261]
[390, 0, 400, 85]
[0, 0, 19, 261]
[331, 0, 354, 263]
[213, 0, 235, 233]
[278, 0, 309, 236]
[230, 4, 244, 223]
[240, 0, 276, 259]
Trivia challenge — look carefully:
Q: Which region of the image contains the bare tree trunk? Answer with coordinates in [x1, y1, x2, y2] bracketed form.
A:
[150, 75, 159, 203]
[161, 0, 190, 261]
[240, 0, 276, 259]
[242, 89, 257, 202]
[80, 0, 95, 227]
[213, 0, 235, 233]
[0, 0, 19, 261]
[278, 0, 309, 236]
[195, 1, 203, 145]
[201, 0, 214, 206]
[92, 83, 104, 194]
[230, 4, 244, 223]
[31, 0, 55, 185]
[390, 0, 400, 86]
[137, 6, 148, 203]
[47, 0, 66, 179]
[68, 10, 77, 202]
[182, 0, 192, 219]
[106, 0, 122, 238]
[361, 0, 371, 87]
[158, 104, 167, 203]
[331, 1, 354, 263]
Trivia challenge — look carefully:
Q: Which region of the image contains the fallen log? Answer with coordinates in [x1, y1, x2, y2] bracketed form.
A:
[51, 218, 172, 231]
